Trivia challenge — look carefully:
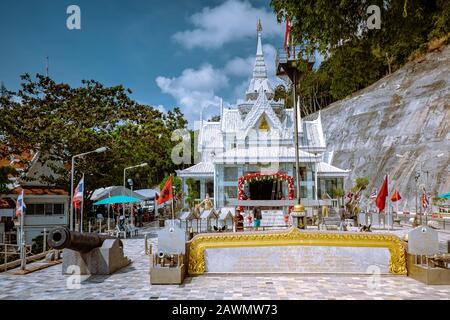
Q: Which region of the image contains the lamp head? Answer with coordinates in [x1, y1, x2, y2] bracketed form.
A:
[95, 146, 108, 153]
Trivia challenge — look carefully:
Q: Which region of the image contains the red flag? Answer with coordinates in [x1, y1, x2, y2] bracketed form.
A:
[391, 189, 401, 202]
[376, 175, 389, 212]
[157, 176, 173, 205]
[284, 18, 291, 50]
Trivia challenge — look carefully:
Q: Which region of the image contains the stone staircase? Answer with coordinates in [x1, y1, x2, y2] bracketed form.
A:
[322, 209, 341, 230]
[243, 210, 288, 230]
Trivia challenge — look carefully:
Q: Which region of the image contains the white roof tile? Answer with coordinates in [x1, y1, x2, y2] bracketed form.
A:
[317, 162, 350, 177]
[176, 162, 214, 177]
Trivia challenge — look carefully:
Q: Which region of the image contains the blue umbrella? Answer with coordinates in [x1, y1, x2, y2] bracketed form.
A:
[93, 195, 143, 206]
[437, 192, 450, 199]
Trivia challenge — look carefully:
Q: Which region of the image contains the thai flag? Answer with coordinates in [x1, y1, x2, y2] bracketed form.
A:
[15, 190, 26, 217]
[73, 177, 84, 203]
[370, 189, 378, 199]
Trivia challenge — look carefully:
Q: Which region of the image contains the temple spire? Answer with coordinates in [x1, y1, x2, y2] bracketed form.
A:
[253, 19, 267, 79]
[245, 19, 274, 100]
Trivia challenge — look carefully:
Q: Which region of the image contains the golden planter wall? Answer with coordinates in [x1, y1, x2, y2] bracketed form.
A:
[187, 228, 407, 275]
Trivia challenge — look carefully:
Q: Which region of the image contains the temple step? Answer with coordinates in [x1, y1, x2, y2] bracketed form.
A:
[243, 210, 288, 229]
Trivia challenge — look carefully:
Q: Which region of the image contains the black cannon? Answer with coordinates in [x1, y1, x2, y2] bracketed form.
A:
[47, 227, 121, 253]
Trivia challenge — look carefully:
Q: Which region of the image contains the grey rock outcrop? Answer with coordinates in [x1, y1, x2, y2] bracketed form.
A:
[318, 45, 450, 211]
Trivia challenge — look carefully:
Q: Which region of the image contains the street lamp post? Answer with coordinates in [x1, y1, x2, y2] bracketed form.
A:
[123, 163, 148, 226]
[70, 147, 108, 231]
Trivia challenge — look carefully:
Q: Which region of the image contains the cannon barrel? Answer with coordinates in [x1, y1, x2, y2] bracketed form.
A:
[47, 227, 120, 252]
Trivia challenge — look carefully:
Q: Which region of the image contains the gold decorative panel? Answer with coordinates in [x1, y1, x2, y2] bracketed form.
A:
[187, 228, 407, 275]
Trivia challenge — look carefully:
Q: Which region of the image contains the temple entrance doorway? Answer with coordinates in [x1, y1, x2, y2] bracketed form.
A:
[248, 179, 283, 200]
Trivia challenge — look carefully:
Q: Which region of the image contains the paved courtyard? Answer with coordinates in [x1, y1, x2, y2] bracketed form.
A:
[0, 225, 449, 300]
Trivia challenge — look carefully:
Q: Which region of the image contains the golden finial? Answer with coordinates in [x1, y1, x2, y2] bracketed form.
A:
[257, 18, 262, 33]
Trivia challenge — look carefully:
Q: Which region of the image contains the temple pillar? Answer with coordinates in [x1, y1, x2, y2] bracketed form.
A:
[200, 179, 206, 199]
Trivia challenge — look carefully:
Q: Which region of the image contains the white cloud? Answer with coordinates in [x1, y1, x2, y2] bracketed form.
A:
[156, 64, 228, 125]
[156, 41, 287, 126]
[155, 104, 167, 114]
[224, 56, 254, 77]
[173, 0, 282, 49]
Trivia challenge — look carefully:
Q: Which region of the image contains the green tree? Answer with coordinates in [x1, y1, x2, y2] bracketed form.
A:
[0, 74, 187, 195]
[0, 166, 16, 195]
[346, 177, 370, 217]
[185, 178, 199, 211]
[270, 0, 450, 109]
[352, 177, 370, 194]
[159, 175, 182, 196]
[165, 107, 187, 132]
[208, 115, 221, 122]
[331, 187, 345, 206]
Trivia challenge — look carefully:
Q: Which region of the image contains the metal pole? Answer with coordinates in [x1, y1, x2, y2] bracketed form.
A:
[70, 156, 75, 231]
[172, 196, 175, 222]
[388, 174, 392, 230]
[43, 228, 47, 253]
[130, 184, 134, 227]
[4, 233, 7, 272]
[314, 162, 318, 201]
[80, 173, 85, 233]
[292, 72, 301, 205]
[20, 213, 26, 270]
[107, 204, 111, 231]
[123, 168, 126, 219]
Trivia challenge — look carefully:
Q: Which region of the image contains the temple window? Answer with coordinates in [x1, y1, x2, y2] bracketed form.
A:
[224, 167, 238, 181]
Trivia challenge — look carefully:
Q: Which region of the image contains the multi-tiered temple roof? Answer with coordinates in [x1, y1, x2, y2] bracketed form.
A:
[178, 22, 348, 178]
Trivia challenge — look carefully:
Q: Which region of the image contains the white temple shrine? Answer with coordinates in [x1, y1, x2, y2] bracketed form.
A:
[177, 22, 349, 212]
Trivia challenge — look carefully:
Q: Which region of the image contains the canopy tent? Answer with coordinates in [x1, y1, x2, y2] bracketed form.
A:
[438, 192, 450, 199]
[93, 195, 144, 206]
[90, 186, 148, 202]
[134, 188, 158, 199]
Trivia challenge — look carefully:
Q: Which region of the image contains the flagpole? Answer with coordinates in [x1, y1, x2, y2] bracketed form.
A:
[80, 173, 85, 233]
[19, 191, 26, 271]
[425, 187, 428, 226]
[107, 203, 111, 232]
[20, 211, 26, 270]
[171, 175, 175, 223]
[388, 175, 391, 231]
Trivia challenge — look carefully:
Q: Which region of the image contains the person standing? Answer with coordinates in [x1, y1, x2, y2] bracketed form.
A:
[137, 205, 144, 227]
[234, 209, 244, 232]
[253, 206, 262, 231]
[339, 205, 346, 231]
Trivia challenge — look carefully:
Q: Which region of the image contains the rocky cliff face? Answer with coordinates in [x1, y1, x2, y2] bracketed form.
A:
[319, 45, 450, 211]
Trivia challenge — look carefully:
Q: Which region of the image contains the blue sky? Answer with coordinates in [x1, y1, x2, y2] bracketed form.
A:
[0, 0, 288, 125]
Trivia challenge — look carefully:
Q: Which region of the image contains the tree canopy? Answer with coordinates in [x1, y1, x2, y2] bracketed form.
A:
[271, 0, 450, 107]
[0, 74, 188, 194]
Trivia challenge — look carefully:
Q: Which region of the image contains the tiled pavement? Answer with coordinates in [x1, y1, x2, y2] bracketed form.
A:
[0, 225, 449, 300]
